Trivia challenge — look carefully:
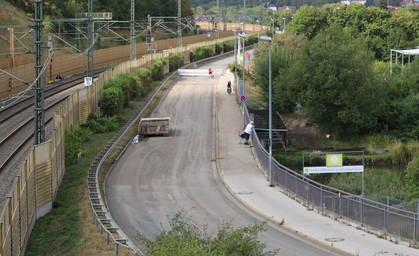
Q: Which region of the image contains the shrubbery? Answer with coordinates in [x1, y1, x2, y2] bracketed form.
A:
[191, 46, 213, 62]
[169, 53, 184, 72]
[404, 157, 419, 200]
[137, 67, 152, 92]
[80, 113, 118, 133]
[65, 127, 92, 164]
[98, 86, 124, 116]
[215, 43, 223, 55]
[151, 58, 166, 81]
[223, 40, 234, 52]
[117, 73, 141, 103]
[138, 211, 278, 256]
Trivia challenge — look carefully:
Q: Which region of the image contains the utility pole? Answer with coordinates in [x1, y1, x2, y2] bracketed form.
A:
[130, 0, 136, 60]
[34, 0, 45, 144]
[177, 0, 182, 47]
[147, 15, 152, 52]
[8, 28, 14, 67]
[216, 0, 220, 39]
[87, 0, 93, 78]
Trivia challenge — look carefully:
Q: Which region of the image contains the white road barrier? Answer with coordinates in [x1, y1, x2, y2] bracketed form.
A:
[178, 68, 223, 76]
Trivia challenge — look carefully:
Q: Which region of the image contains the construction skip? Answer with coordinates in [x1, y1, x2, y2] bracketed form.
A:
[138, 117, 170, 136]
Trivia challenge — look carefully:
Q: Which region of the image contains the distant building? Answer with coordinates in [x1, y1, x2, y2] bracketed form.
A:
[277, 6, 293, 11]
[387, 5, 402, 11]
[341, 0, 366, 5]
[402, 0, 419, 6]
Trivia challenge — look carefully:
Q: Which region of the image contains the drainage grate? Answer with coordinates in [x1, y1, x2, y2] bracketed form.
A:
[325, 237, 345, 246]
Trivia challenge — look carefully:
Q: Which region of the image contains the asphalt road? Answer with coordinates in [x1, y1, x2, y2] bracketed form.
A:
[105, 56, 340, 255]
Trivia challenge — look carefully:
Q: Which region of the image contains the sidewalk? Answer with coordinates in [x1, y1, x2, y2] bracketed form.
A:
[214, 70, 419, 256]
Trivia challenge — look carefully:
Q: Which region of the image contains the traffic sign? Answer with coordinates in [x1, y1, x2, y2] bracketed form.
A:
[240, 95, 246, 103]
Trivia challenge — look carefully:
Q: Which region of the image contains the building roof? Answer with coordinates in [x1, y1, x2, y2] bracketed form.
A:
[392, 48, 419, 55]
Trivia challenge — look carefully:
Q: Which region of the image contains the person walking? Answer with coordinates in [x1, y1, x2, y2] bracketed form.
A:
[208, 67, 213, 78]
[240, 121, 254, 145]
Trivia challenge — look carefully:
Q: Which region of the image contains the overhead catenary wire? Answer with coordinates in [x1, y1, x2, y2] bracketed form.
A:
[1, 51, 54, 108]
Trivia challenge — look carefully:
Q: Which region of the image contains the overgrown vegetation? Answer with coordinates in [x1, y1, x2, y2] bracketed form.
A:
[169, 53, 185, 72]
[190, 46, 214, 62]
[250, 5, 419, 209]
[138, 211, 279, 256]
[151, 58, 166, 81]
[64, 127, 92, 165]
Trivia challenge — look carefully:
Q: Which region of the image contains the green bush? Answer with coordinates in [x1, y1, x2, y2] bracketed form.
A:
[137, 67, 152, 90]
[392, 94, 419, 141]
[194, 46, 213, 61]
[189, 51, 195, 62]
[215, 43, 223, 55]
[246, 35, 259, 46]
[138, 211, 278, 256]
[118, 73, 141, 103]
[98, 86, 124, 116]
[151, 58, 166, 81]
[80, 113, 118, 133]
[390, 143, 412, 165]
[169, 53, 184, 72]
[223, 40, 234, 52]
[404, 157, 419, 200]
[65, 127, 92, 164]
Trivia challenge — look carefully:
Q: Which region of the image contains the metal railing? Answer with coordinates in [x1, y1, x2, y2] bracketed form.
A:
[87, 70, 172, 255]
[245, 107, 419, 242]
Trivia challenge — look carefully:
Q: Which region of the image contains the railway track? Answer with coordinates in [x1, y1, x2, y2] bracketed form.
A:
[0, 68, 105, 175]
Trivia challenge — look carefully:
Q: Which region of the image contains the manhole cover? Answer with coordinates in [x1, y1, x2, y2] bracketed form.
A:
[325, 237, 344, 246]
[237, 191, 253, 195]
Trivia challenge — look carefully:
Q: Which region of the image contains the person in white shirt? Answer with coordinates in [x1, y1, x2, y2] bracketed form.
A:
[240, 121, 254, 145]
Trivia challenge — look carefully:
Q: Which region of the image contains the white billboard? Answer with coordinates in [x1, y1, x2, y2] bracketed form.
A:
[303, 165, 364, 174]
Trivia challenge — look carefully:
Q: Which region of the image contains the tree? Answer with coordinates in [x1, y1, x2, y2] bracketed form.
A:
[98, 87, 124, 116]
[377, 0, 388, 9]
[285, 26, 387, 139]
[137, 211, 279, 256]
[253, 34, 304, 112]
[287, 5, 328, 40]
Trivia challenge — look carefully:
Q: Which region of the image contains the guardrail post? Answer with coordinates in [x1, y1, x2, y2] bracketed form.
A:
[415, 199, 419, 241]
[115, 243, 119, 255]
[107, 232, 110, 244]
[339, 193, 342, 218]
[100, 225, 103, 234]
[360, 196, 364, 223]
[384, 196, 389, 230]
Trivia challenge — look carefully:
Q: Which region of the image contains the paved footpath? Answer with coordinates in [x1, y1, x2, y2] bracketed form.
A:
[214, 70, 419, 256]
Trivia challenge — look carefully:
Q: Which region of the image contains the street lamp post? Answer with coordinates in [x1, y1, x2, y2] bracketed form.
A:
[238, 32, 246, 128]
[260, 36, 273, 187]
[232, 29, 238, 95]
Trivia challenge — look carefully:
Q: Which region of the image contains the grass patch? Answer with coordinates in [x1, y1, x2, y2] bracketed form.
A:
[26, 75, 174, 255]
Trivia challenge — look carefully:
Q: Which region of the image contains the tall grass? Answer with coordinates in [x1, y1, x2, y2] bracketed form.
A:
[327, 167, 406, 202]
